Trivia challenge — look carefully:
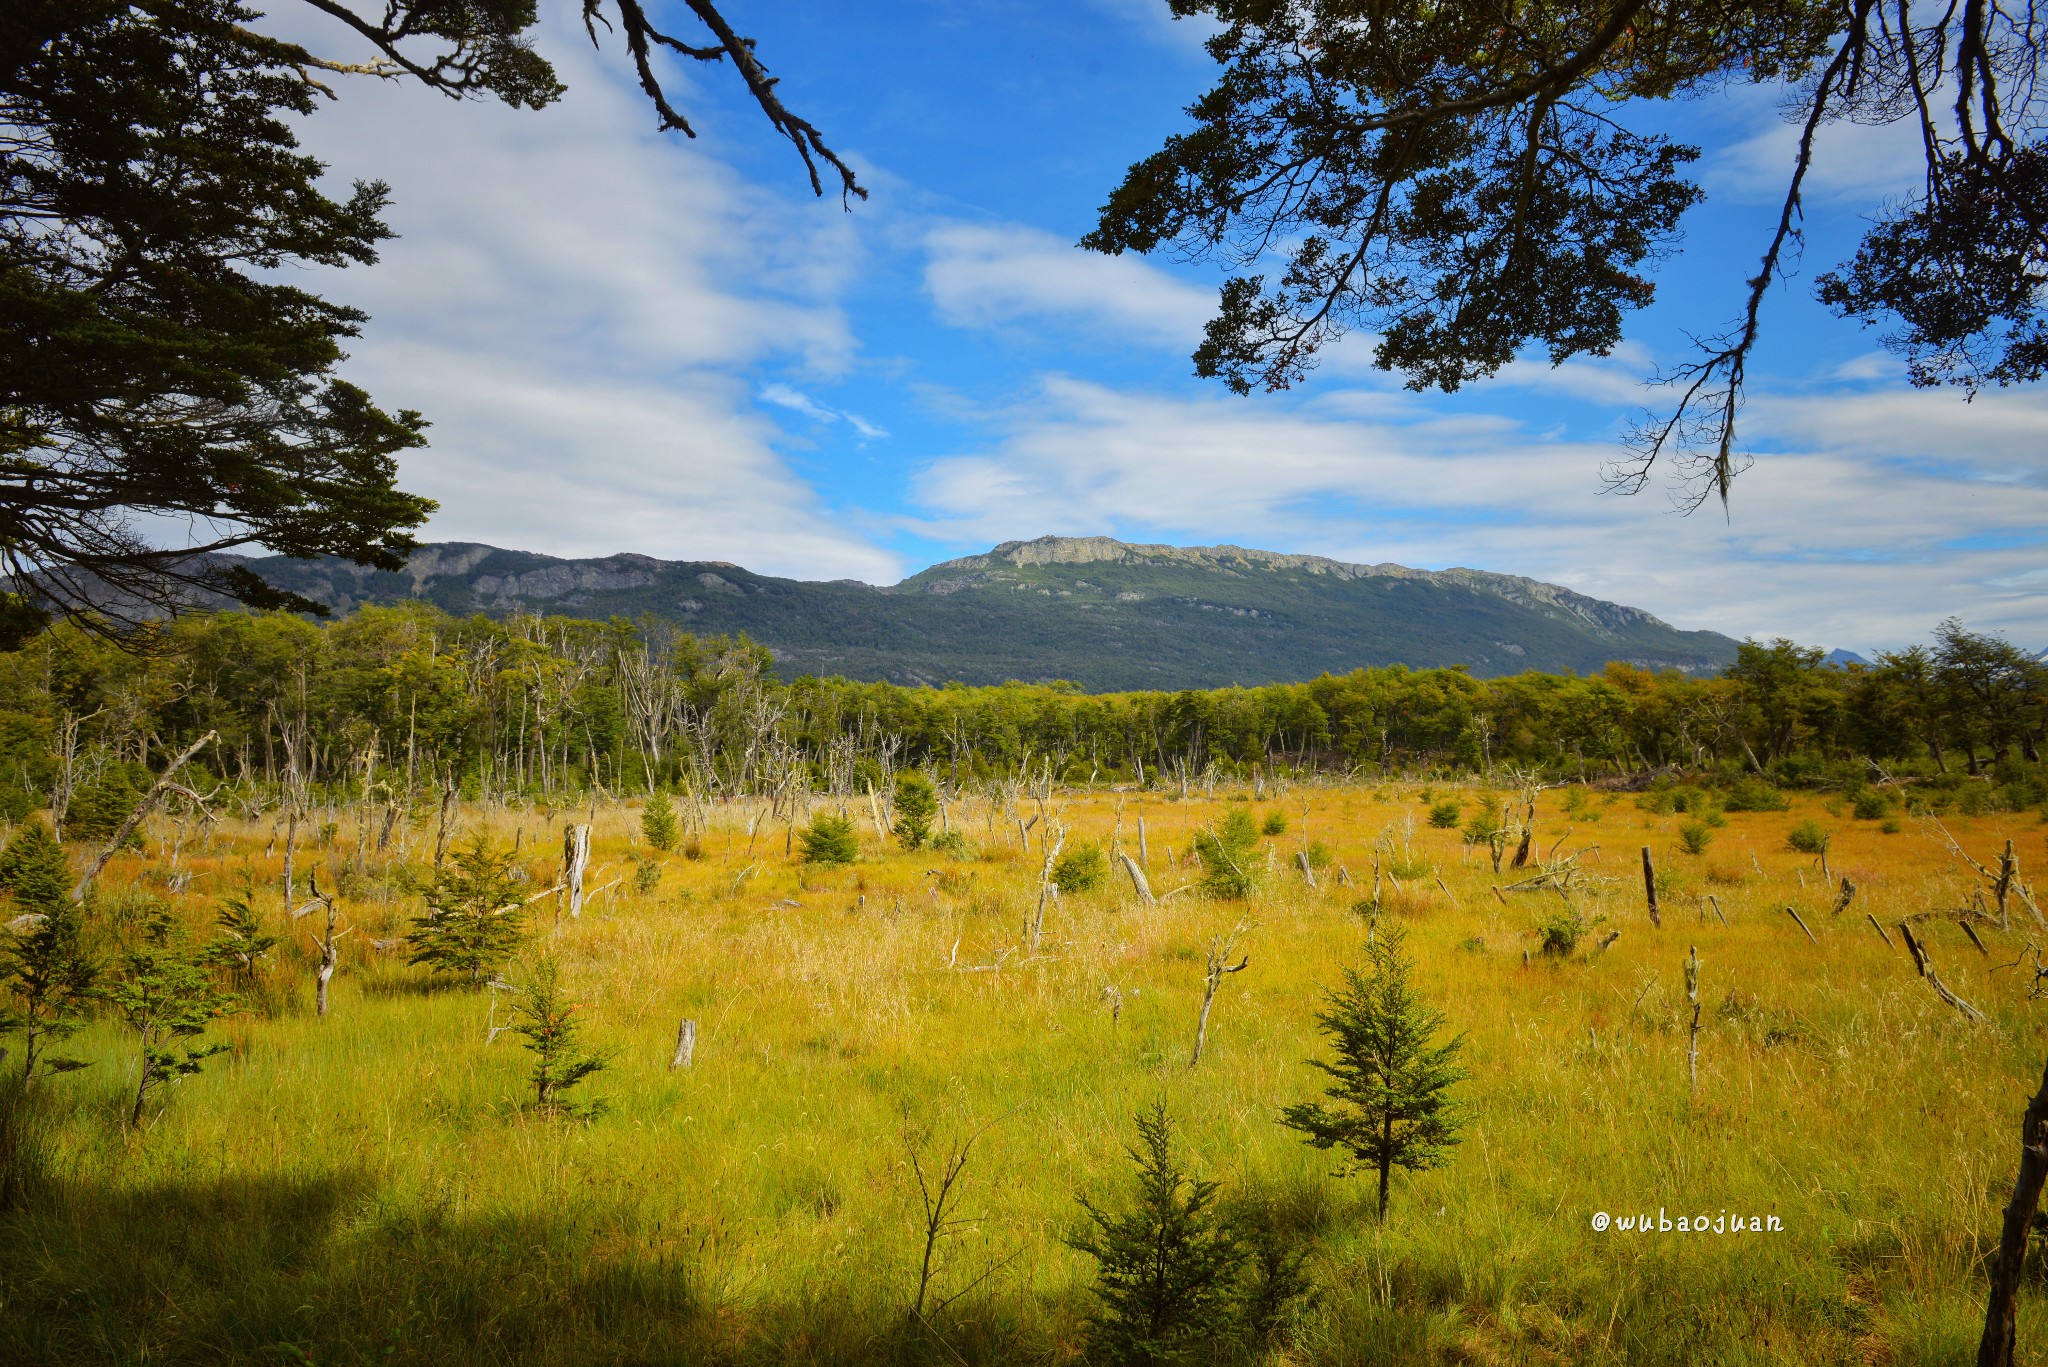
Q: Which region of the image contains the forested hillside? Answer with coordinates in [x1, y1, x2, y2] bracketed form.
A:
[234, 536, 1743, 687]
[1, 605, 2039, 826]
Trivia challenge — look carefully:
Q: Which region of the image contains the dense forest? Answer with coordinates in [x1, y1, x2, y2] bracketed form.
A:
[2, 605, 2043, 833]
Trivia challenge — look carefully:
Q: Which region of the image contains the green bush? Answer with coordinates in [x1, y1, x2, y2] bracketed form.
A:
[1785, 819, 1831, 855]
[1194, 809, 1261, 899]
[1724, 778, 1790, 812]
[1850, 789, 1892, 821]
[1260, 810, 1288, 837]
[929, 829, 972, 858]
[1677, 821, 1714, 855]
[1052, 841, 1108, 893]
[1461, 810, 1501, 846]
[0, 821, 70, 912]
[798, 812, 859, 865]
[66, 768, 142, 842]
[1426, 799, 1461, 829]
[1537, 906, 1584, 957]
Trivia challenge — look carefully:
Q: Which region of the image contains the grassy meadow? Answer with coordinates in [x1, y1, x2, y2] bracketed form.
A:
[2, 779, 2047, 1365]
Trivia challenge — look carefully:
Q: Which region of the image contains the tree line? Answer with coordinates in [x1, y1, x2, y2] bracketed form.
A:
[0, 606, 2042, 825]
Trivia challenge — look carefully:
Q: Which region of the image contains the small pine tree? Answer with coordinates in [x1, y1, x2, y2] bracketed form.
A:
[509, 955, 609, 1118]
[892, 772, 938, 850]
[111, 911, 236, 1127]
[1066, 1102, 1246, 1367]
[204, 880, 279, 988]
[1280, 925, 1467, 1221]
[1260, 809, 1288, 836]
[1192, 809, 1260, 899]
[0, 822, 97, 1081]
[1052, 841, 1108, 893]
[66, 769, 141, 844]
[1427, 799, 1462, 829]
[641, 790, 679, 853]
[0, 820, 70, 908]
[799, 811, 859, 865]
[1786, 819, 1831, 855]
[406, 835, 528, 985]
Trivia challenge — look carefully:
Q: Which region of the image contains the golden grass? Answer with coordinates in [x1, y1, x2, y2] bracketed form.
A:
[3, 782, 2047, 1364]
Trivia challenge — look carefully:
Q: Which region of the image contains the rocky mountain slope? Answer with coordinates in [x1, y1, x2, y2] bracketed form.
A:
[244, 536, 1743, 689]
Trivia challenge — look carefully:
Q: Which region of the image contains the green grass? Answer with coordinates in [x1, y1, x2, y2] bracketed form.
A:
[0, 788, 2041, 1364]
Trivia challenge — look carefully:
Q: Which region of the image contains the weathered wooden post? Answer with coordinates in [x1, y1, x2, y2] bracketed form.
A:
[669, 1019, 697, 1071]
[1641, 846, 1660, 926]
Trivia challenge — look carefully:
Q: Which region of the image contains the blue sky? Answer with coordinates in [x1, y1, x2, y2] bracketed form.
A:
[277, 0, 2048, 654]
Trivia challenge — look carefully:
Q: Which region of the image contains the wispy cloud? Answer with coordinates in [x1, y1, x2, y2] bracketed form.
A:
[760, 384, 888, 440]
[906, 374, 2048, 651]
[923, 222, 1214, 346]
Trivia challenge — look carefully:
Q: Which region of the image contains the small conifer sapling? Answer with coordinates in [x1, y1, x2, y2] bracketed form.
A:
[799, 811, 859, 865]
[1193, 809, 1260, 899]
[406, 835, 528, 985]
[641, 791, 679, 853]
[205, 879, 279, 988]
[0, 823, 99, 1081]
[892, 772, 938, 850]
[112, 912, 236, 1126]
[1280, 925, 1467, 1221]
[510, 955, 610, 1118]
[1066, 1102, 1245, 1366]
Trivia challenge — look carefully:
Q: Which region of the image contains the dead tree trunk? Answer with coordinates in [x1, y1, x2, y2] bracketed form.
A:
[1786, 905, 1818, 944]
[1295, 849, 1319, 889]
[670, 1019, 696, 1070]
[433, 776, 457, 871]
[1031, 826, 1066, 949]
[1900, 921, 1988, 1022]
[1641, 846, 1660, 927]
[72, 730, 217, 903]
[1685, 945, 1702, 1092]
[1189, 932, 1248, 1067]
[292, 872, 342, 1019]
[1979, 1050, 2048, 1367]
[1831, 877, 1857, 916]
[1120, 853, 1156, 906]
[562, 823, 591, 919]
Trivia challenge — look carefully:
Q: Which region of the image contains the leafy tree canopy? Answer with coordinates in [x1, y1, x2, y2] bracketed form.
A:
[1087, 0, 2048, 509]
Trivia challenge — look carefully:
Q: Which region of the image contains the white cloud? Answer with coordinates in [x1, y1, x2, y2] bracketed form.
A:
[760, 384, 888, 440]
[906, 374, 2048, 649]
[278, 16, 893, 580]
[924, 222, 1214, 345]
[1699, 84, 1930, 205]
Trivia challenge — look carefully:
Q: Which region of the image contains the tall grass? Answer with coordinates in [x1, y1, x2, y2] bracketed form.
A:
[0, 784, 2040, 1363]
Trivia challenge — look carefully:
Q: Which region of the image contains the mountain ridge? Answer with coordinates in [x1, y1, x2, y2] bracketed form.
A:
[240, 535, 1744, 690]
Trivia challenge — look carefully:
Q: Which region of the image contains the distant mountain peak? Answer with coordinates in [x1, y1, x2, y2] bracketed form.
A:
[228, 535, 1739, 688]
[911, 535, 1678, 640]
